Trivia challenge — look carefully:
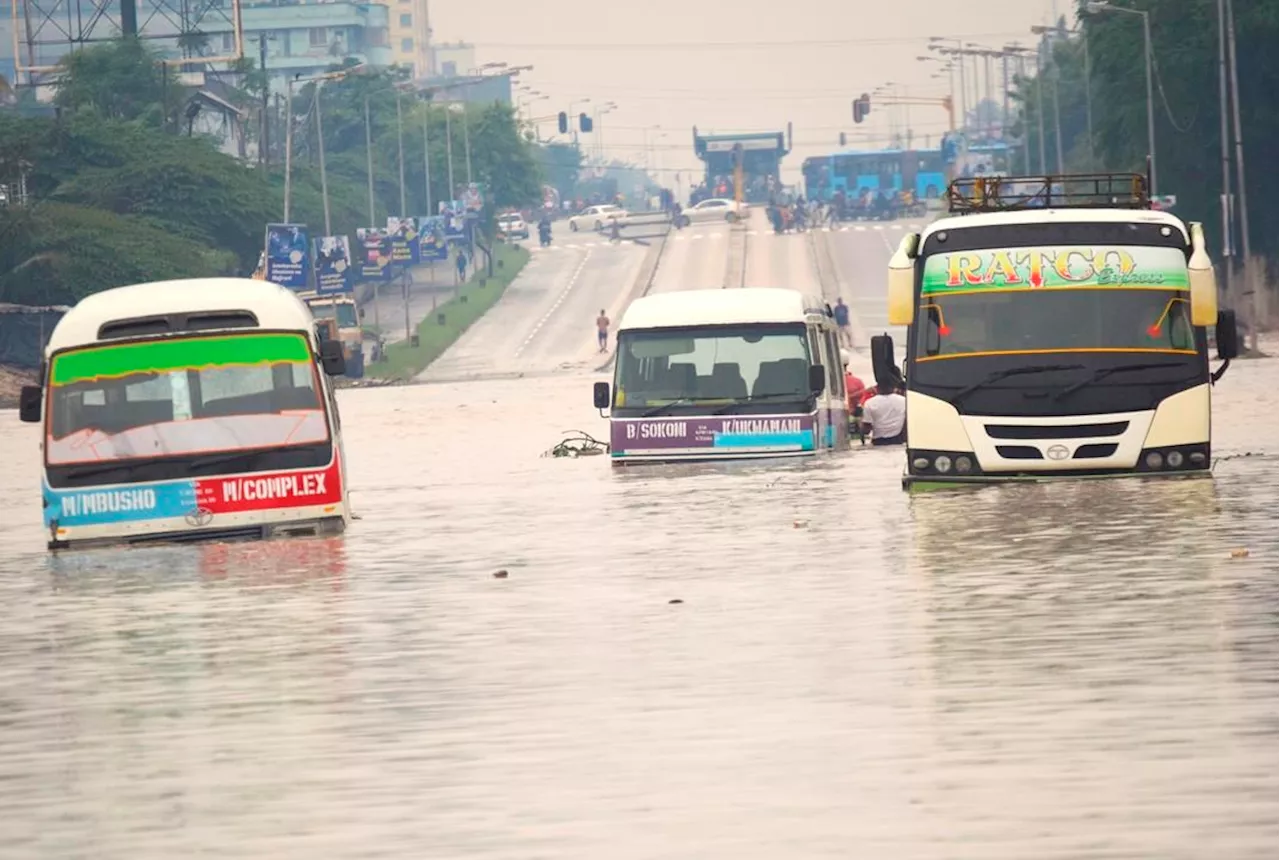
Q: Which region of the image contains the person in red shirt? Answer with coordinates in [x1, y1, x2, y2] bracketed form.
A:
[840, 349, 866, 414]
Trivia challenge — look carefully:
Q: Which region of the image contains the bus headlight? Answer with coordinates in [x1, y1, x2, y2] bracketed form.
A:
[1137, 444, 1209, 473]
[908, 450, 984, 477]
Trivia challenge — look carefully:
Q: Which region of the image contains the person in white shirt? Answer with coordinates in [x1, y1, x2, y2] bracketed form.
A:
[860, 379, 907, 445]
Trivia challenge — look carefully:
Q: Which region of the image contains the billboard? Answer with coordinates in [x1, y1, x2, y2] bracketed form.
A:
[263, 223, 311, 290]
[355, 228, 392, 282]
[417, 216, 449, 261]
[312, 236, 353, 294]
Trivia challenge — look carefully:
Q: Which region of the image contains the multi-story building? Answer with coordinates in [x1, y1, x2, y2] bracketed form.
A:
[386, 0, 430, 77]
[238, 1, 392, 95]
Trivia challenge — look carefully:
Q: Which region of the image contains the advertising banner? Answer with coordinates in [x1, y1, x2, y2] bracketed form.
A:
[42, 460, 344, 529]
[461, 182, 484, 212]
[610, 413, 817, 458]
[439, 200, 466, 240]
[417, 216, 449, 261]
[921, 245, 1192, 294]
[312, 236, 353, 294]
[264, 223, 311, 290]
[356, 228, 392, 282]
[386, 217, 418, 265]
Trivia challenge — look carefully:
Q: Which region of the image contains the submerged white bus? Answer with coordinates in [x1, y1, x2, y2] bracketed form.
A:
[592, 287, 850, 464]
[876, 173, 1240, 490]
[19, 278, 353, 550]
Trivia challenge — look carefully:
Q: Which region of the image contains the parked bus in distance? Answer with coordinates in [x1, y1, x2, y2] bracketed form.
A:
[593, 288, 848, 463]
[803, 142, 1013, 203]
[874, 171, 1240, 491]
[18, 278, 353, 550]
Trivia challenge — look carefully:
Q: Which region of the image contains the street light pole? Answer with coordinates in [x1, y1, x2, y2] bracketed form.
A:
[396, 91, 407, 217]
[283, 77, 295, 221]
[1088, 2, 1156, 193]
[314, 83, 332, 235]
[462, 103, 473, 185]
[422, 98, 433, 216]
[444, 102, 455, 198]
[364, 96, 376, 228]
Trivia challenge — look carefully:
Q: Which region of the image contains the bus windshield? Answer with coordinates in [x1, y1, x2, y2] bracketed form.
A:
[614, 324, 810, 408]
[45, 331, 328, 466]
[914, 245, 1197, 361]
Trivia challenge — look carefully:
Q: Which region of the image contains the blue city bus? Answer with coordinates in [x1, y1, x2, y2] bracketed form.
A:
[803, 143, 1012, 203]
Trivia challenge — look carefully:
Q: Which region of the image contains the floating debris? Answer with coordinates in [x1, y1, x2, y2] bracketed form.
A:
[668, 599, 683, 605]
[1229, 549, 1250, 559]
[493, 569, 509, 579]
[544, 430, 609, 458]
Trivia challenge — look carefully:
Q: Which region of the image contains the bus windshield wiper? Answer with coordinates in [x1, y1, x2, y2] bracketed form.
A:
[642, 398, 699, 417]
[712, 392, 807, 414]
[1052, 363, 1178, 401]
[948, 364, 1084, 405]
[61, 462, 132, 482]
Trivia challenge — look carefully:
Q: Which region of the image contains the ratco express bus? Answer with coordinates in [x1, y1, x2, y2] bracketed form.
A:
[593, 288, 848, 463]
[18, 278, 353, 549]
[874, 172, 1240, 490]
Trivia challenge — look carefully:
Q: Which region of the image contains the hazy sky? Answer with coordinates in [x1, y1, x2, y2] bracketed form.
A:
[431, 0, 1066, 184]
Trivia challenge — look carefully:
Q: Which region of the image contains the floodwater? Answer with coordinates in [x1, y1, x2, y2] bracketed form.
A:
[0, 349, 1275, 858]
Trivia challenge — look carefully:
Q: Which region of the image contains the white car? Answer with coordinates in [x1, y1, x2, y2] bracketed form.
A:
[567, 204, 629, 232]
[497, 213, 529, 240]
[677, 198, 744, 226]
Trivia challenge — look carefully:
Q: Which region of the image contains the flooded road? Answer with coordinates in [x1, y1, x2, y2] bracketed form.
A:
[0, 226, 1275, 858]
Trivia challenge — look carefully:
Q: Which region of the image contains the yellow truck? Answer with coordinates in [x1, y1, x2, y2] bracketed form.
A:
[299, 291, 364, 378]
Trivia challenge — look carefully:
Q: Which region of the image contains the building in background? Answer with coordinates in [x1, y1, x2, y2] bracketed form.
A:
[386, 0, 430, 77]
[431, 41, 473, 78]
[241, 1, 392, 94]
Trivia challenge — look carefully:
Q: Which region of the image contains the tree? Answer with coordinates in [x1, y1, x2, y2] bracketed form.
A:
[1010, 0, 1277, 261]
[53, 38, 186, 128]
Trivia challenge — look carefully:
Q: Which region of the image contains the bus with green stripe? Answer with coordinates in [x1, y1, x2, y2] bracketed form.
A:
[18, 278, 353, 550]
[872, 172, 1242, 490]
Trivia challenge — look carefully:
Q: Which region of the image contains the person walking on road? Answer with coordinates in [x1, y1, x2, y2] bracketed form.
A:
[454, 249, 468, 285]
[833, 297, 853, 347]
[596, 309, 611, 353]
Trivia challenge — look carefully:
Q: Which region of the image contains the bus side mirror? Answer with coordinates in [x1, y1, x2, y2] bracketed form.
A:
[593, 381, 611, 409]
[808, 364, 826, 395]
[887, 232, 919, 325]
[1187, 222, 1218, 326]
[870, 334, 896, 388]
[18, 385, 42, 423]
[319, 340, 347, 377]
[1215, 308, 1239, 360]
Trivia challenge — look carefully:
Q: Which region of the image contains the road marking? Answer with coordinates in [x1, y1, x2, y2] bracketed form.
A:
[673, 234, 687, 241]
[514, 250, 591, 358]
[746, 230, 759, 236]
[873, 225, 884, 231]
[854, 225, 867, 231]
[691, 234, 704, 240]
[891, 223, 903, 230]
[838, 225, 850, 232]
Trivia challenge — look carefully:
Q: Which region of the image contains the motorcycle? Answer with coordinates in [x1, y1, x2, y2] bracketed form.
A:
[538, 223, 552, 247]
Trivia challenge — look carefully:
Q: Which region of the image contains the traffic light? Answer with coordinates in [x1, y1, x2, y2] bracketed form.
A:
[579, 113, 593, 133]
[839, 132, 847, 147]
[557, 112, 568, 134]
[852, 93, 871, 124]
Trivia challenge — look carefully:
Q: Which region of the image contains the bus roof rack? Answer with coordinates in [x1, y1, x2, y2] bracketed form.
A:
[946, 172, 1151, 214]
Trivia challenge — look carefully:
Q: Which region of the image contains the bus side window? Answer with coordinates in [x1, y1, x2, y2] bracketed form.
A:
[824, 329, 843, 397]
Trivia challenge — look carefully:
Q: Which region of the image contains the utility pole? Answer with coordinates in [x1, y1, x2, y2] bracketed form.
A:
[1225, 0, 1256, 352]
[462, 103, 473, 185]
[1051, 66, 1065, 174]
[445, 102, 455, 199]
[1036, 36, 1047, 173]
[363, 96, 381, 338]
[364, 96, 377, 228]
[422, 98, 433, 216]
[396, 91, 407, 217]
[259, 33, 270, 168]
[315, 84, 332, 234]
[1217, 0, 1233, 303]
[283, 77, 295, 221]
